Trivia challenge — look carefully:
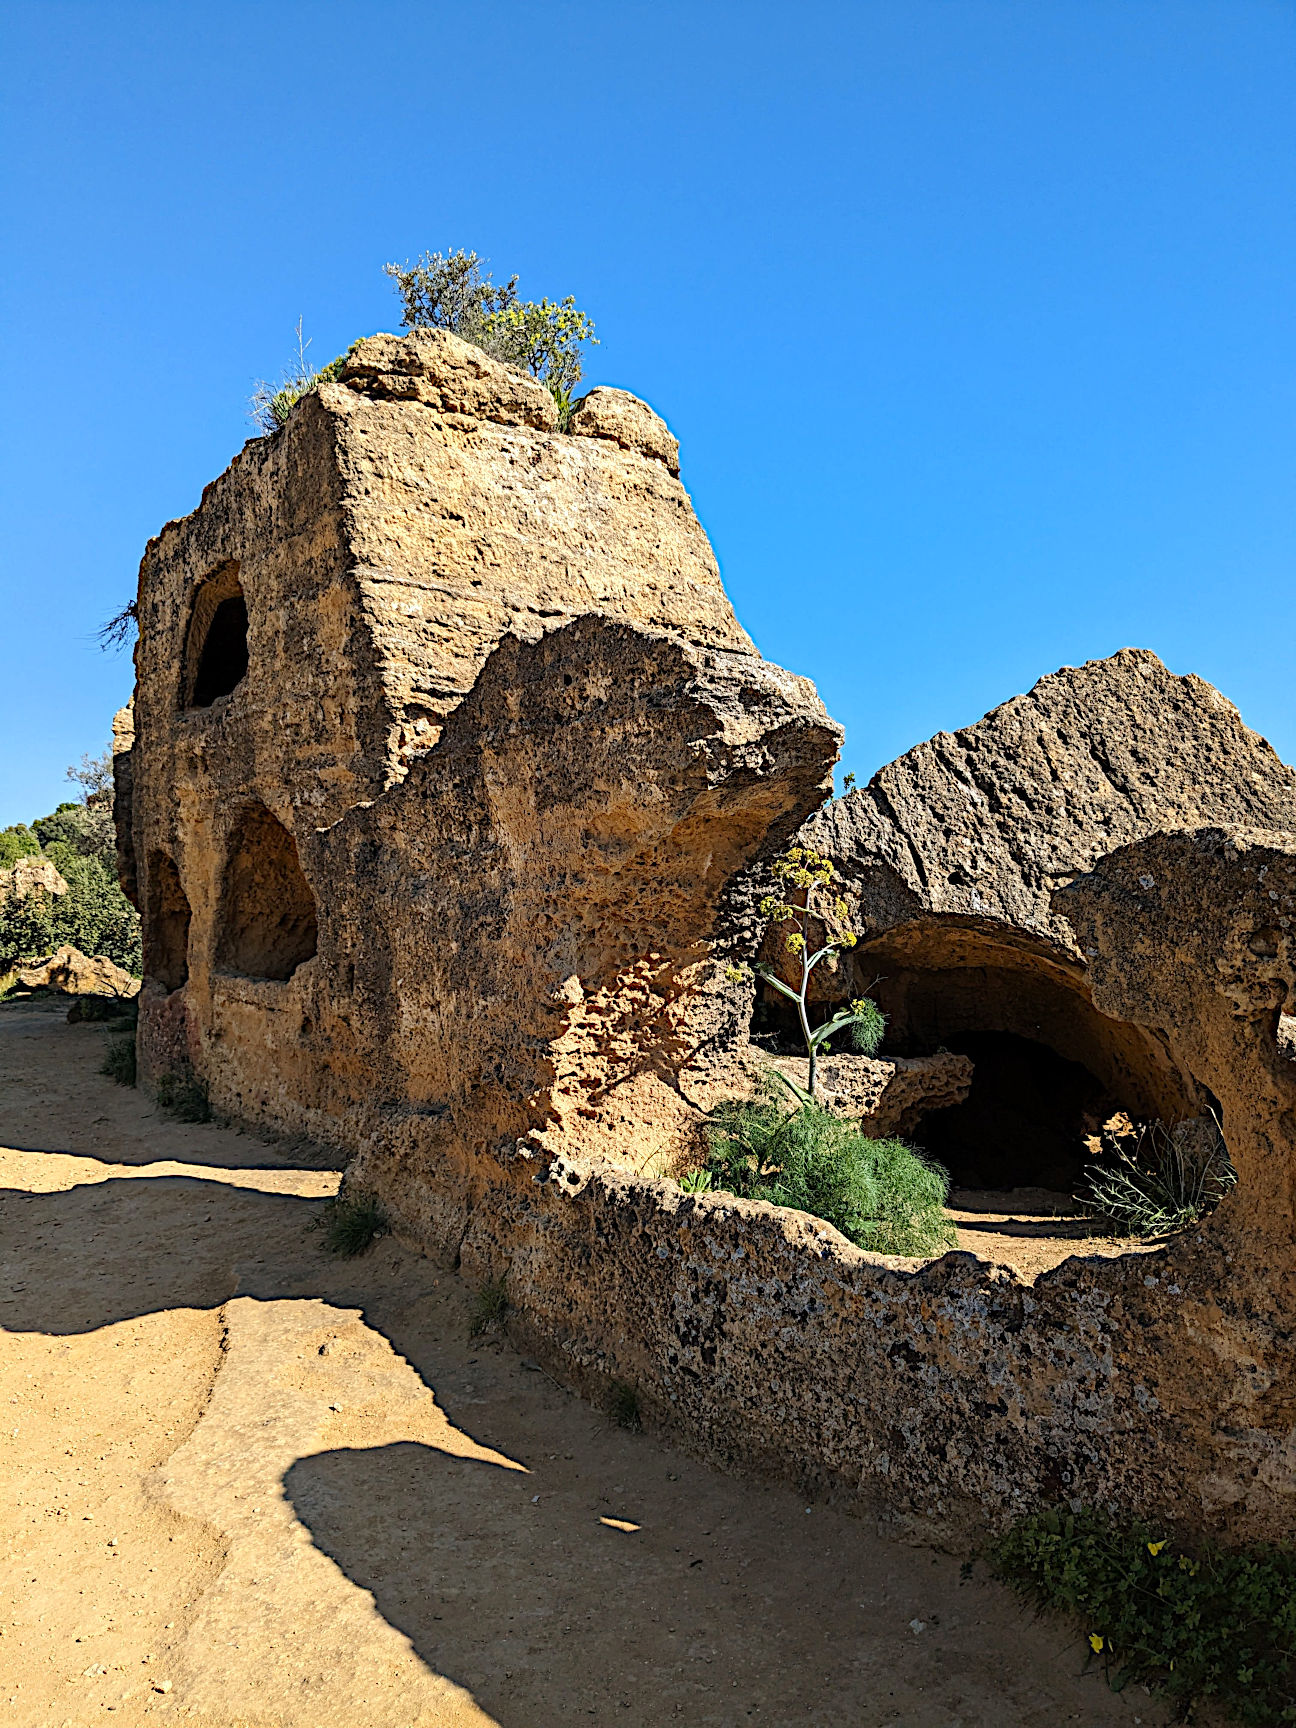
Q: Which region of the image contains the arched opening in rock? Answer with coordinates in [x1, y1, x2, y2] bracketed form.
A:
[145, 851, 191, 993]
[216, 804, 317, 981]
[852, 921, 1202, 1192]
[183, 563, 249, 708]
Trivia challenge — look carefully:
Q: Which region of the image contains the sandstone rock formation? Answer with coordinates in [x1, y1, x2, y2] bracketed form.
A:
[117, 327, 1296, 1547]
[765, 651, 1296, 1189]
[17, 945, 140, 999]
[765, 1050, 974, 1138]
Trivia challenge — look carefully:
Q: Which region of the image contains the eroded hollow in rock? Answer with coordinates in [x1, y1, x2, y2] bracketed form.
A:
[183, 563, 249, 708]
[854, 922, 1202, 1191]
[216, 804, 317, 981]
[144, 851, 191, 993]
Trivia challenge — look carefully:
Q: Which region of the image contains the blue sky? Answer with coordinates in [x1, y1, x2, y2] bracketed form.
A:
[2, 1, 1293, 827]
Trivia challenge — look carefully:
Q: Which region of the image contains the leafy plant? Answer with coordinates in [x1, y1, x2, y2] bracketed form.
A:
[679, 1167, 714, 1194]
[1079, 1113, 1236, 1237]
[155, 1070, 211, 1123]
[251, 318, 353, 434]
[469, 1276, 509, 1337]
[704, 1089, 957, 1257]
[608, 1381, 642, 1431]
[755, 844, 885, 1100]
[384, 248, 597, 418]
[313, 1190, 389, 1257]
[993, 1506, 1296, 1724]
[100, 1035, 136, 1087]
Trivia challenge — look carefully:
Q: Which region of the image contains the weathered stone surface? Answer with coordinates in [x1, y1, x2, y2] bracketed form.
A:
[766, 1050, 974, 1137]
[338, 327, 558, 430]
[568, 386, 680, 474]
[18, 945, 140, 999]
[0, 856, 68, 902]
[810, 649, 1296, 953]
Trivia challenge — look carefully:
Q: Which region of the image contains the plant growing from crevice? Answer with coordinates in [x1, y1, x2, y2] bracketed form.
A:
[384, 249, 597, 423]
[754, 845, 885, 1100]
[1079, 1112, 1236, 1237]
[468, 1276, 509, 1337]
[250, 318, 355, 434]
[312, 1190, 388, 1257]
[992, 1505, 1296, 1725]
[701, 1085, 957, 1257]
[155, 1070, 211, 1123]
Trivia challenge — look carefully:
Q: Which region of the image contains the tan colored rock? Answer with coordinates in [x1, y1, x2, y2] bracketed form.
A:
[766, 1049, 974, 1138]
[0, 855, 68, 902]
[338, 328, 558, 430]
[568, 386, 680, 473]
[17, 945, 140, 999]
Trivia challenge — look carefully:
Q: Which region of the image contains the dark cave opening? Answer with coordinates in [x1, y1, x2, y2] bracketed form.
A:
[191, 595, 250, 707]
[907, 1030, 1114, 1191]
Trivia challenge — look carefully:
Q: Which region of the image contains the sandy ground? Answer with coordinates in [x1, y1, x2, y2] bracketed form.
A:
[0, 1001, 1168, 1728]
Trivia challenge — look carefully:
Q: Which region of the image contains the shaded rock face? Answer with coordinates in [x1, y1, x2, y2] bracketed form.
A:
[781, 651, 1296, 1189]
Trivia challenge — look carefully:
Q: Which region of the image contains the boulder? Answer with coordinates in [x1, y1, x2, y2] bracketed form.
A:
[0, 855, 68, 901]
[17, 945, 140, 1000]
[568, 386, 680, 473]
[764, 1049, 974, 1138]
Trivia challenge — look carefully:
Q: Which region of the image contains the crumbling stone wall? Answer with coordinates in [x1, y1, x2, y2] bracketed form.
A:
[120, 332, 1296, 1545]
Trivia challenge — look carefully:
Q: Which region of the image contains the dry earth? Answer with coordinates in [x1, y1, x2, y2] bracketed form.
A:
[0, 1002, 1167, 1728]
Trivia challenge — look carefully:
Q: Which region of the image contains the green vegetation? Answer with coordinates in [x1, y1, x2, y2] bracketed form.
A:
[700, 1089, 958, 1257]
[678, 1167, 714, 1194]
[752, 844, 885, 1101]
[993, 1506, 1296, 1724]
[100, 1035, 137, 1087]
[0, 751, 141, 981]
[608, 1381, 642, 1432]
[251, 319, 354, 434]
[155, 1070, 211, 1123]
[1079, 1113, 1236, 1237]
[312, 1190, 388, 1257]
[384, 249, 597, 426]
[468, 1276, 509, 1337]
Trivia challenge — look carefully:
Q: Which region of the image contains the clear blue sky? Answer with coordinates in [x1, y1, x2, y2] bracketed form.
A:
[3, 1, 1293, 828]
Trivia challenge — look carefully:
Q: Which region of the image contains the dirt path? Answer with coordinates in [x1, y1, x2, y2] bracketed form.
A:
[0, 1002, 1165, 1728]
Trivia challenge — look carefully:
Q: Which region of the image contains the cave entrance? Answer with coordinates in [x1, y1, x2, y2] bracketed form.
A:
[908, 1029, 1113, 1190]
[183, 563, 249, 709]
[851, 921, 1202, 1193]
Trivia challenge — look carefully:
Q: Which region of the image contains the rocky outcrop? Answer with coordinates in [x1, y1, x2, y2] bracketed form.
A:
[17, 945, 140, 999]
[0, 856, 68, 902]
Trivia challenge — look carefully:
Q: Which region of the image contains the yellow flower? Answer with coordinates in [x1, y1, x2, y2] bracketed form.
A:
[1147, 1540, 1166, 1556]
[1089, 1634, 1104, 1653]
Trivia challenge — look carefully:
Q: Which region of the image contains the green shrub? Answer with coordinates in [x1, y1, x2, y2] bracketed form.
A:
[0, 825, 41, 870]
[312, 1191, 388, 1257]
[100, 1035, 136, 1087]
[468, 1276, 509, 1337]
[250, 322, 353, 435]
[384, 249, 597, 418]
[679, 1167, 714, 1194]
[703, 1091, 958, 1257]
[155, 1070, 211, 1123]
[1079, 1114, 1235, 1237]
[993, 1507, 1296, 1724]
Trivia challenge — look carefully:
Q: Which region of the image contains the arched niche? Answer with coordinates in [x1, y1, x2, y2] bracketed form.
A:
[182, 562, 249, 709]
[145, 850, 192, 993]
[216, 804, 318, 981]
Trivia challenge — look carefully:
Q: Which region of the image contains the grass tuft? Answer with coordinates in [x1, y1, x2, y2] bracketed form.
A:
[992, 1506, 1296, 1725]
[100, 1034, 136, 1087]
[312, 1191, 388, 1257]
[469, 1277, 509, 1337]
[701, 1088, 958, 1257]
[155, 1070, 211, 1123]
[608, 1381, 642, 1432]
